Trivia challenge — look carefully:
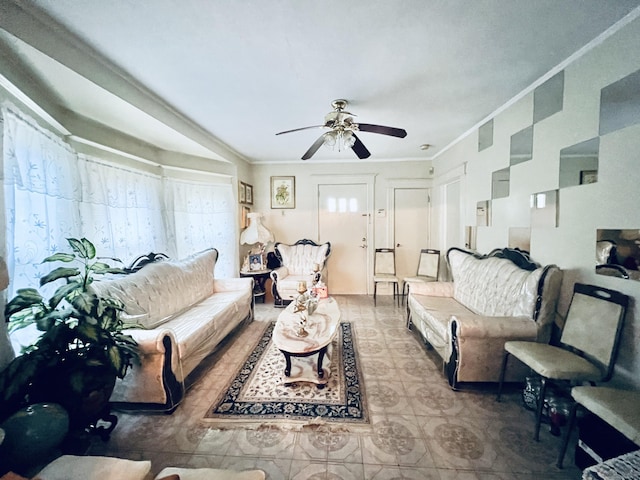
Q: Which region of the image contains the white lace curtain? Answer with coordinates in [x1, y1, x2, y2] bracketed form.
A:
[2, 104, 236, 299]
[163, 177, 235, 277]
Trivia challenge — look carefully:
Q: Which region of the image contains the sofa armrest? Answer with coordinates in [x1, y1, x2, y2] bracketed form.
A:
[271, 266, 289, 281]
[451, 314, 538, 339]
[124, 328, 176, 355]
[409, 281, 454, 297]
[213, 277, 253, 292]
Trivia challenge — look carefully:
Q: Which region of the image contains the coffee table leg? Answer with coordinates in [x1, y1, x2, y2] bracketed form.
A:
[282, 351, 292, 377]
[317, 346, 327, 379]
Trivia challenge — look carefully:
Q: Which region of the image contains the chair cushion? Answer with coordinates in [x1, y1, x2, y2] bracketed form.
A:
[504, 341, 603, 381]
[373, 274, 398, 282]
[154, 467, 265, 480]
[572, 386, 640, 445]
[34, 455, 151, 480]
[582, 449, 640, 480]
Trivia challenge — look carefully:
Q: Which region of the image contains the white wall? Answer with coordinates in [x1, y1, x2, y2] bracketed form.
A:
[250, 160, 432, 247]
[432, 16, 640, 388]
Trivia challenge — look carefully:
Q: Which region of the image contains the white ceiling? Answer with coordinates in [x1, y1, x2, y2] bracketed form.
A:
[1, 0, 640, 165]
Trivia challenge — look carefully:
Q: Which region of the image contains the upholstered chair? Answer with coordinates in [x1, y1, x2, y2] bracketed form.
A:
[270, 239, 331, 307]
[496, 283, 629, 442]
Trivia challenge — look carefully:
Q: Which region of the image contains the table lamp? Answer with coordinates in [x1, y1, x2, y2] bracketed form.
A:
[240, 212, 274, 271]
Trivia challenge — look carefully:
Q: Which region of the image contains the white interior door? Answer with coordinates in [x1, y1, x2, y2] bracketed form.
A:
[394, 188, 430, 282]
[318, 183, 369, 294]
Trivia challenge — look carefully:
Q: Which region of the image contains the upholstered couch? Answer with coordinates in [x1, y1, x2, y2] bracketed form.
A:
[270, 239, 331, 307]
[91, 248, 253, 411]
[18, 454, 266, 480]
[406, 247, 562, 389]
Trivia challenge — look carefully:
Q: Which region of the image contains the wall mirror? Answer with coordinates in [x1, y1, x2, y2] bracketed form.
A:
[534, 71, 564, 123]
[491, 168, 510, 199]
[530, 189, 559, 227]
[599, 68, 640, 136]
[559, 137, 599, 188]
[478, 119, 494, 152]
[510, 126, 533, 166]
[509, 227, 531, 252]
[596, 229, 640, 281]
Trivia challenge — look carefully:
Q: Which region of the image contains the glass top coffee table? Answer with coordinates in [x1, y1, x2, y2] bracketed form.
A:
[272, 297, 341, 388]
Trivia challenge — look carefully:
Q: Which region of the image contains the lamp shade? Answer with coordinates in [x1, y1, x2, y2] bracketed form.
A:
[240, 212, 274, 245]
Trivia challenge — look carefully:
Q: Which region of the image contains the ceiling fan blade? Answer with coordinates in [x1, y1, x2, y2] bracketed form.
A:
[357, 123, 407, 138]
[351, 134, 371, 159]
[276, 125, 325, 135]
[301, 134, 327, 160]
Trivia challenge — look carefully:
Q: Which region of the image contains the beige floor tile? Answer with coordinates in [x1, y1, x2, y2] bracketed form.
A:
[83, 295, 587, 479]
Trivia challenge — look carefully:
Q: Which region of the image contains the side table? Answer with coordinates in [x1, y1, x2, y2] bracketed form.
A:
[240, 269, 272, 303]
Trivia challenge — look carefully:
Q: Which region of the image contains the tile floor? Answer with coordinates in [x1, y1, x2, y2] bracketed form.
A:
[87, 295, 584, 479]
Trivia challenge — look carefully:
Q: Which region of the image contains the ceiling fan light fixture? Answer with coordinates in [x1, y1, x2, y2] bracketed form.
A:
[343, 130, 356, 148]
[278, 99, 406, 160]
[323, 131, 337, 147]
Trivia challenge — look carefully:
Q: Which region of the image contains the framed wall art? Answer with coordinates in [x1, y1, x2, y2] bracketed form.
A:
[245, 183, 253, 205]
[271, 176, 295, 209]
[238, 181, 246, 203]
[241, 205, 250, 228]
[580, 170, 598, 185]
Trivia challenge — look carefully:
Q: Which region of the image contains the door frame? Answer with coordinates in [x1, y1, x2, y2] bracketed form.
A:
[311, 173, 375, 295]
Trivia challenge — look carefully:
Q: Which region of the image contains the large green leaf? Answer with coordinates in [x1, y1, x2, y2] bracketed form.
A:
[40, 267, 80, 286]
[68, 237, 96, 260]
[5, 289, 45, 317]
[77, 322, 100, 342]
[108, 345, 123, 376]
[49, 281, 83, 308]
[90, 262, 112, 274]
[70, 291, 98, 316]
[41, 252, 75, 264]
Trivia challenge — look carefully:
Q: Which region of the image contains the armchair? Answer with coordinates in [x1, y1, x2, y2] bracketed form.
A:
[270, 239, 331, 307]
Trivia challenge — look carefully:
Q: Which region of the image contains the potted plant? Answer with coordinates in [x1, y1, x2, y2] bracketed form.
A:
[0, 238, 139, 433]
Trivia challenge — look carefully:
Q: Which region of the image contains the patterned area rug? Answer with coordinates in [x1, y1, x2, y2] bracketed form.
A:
[205, 322, 369, 425]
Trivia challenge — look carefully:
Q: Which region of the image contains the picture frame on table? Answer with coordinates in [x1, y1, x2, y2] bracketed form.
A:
[249, 253, 264, 271]
[245, 184, 253, 205]
[270, 176, 295, 209]
[238, 181, 246, 203]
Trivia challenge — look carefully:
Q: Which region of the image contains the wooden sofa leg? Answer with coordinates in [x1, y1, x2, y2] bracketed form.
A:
[373, 283, 377, 306]
[496, 351, 510, 401]
[446, 321, 460, 390]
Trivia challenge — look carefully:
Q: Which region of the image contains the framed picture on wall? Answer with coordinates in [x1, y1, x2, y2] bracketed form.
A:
[245, 184, 253, 205]
[238, 181, 246, 203]
[580, 170, 598, 185]
[241, 205, 250, 228]
[271, 176, 295, 209]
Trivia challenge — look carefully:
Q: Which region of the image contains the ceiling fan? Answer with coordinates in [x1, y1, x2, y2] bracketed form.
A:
[276, 99, 407, 160]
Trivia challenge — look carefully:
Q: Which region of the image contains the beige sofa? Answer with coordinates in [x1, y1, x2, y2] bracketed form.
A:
[270, 239, 331, 307]
[30, 454, 266, 480]
[406, 247, 562, 389]
[92, 248, 253, 411]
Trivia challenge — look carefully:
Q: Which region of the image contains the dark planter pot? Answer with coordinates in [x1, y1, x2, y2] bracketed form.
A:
[30, 364, 117, 434]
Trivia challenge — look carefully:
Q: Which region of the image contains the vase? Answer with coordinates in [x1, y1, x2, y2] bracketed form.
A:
[0, 403, 69, 470]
